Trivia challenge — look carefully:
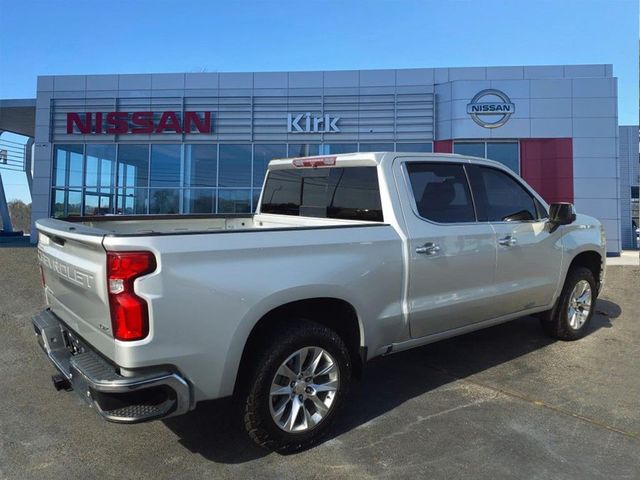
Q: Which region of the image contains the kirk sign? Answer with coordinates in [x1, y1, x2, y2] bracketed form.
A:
[66, 111, 212, 134]
[287, 113, 340, 133]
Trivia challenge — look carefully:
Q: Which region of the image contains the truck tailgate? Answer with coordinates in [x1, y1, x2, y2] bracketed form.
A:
[36, 220, 114, 356]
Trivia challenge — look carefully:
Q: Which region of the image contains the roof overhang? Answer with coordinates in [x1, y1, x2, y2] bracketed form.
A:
[0, 99, 36, 137]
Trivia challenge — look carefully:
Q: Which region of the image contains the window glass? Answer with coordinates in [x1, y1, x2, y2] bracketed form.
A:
[84, 192, 113, 216]
[261, 167, 383, 222]
[149, 188, 180, 214]
[117, 145, 149, 189]
[487, 142, 519, 174]
[67, 190, 82, 216]
[184, 189, 216, 213]
[454, 142, 485, 158]
[287, 144, 319, 158]
[85, 144, 116, 189]
[324, 144, 357, 155]
[150, 144, 181, 188]
[53, 145, 83, 187]
[252, 189, 262, 212]
[253, 144, 286, 189]
[218, 189, 251, 213]
[359, 143, 393, 152]
[219, 145, 251, 187]
[116, 188, 148, 215]
[395, 143, 433, 153]
[406, 163, 475, 223]
[185, 144, 216, 187]
[473, 167, 537, 222]
[52, 189, 65, 218]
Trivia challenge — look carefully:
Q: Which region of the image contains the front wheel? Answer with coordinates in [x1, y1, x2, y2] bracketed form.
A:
[540, 266, 596, 341]
[241, 319, 352, 452]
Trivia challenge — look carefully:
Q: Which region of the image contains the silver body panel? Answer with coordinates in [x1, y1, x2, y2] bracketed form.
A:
[35, 152, 606, 404]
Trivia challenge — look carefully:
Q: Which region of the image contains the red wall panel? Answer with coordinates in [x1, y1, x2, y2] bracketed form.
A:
[520, 138, 573, 204]
[433, 140, 453, 153]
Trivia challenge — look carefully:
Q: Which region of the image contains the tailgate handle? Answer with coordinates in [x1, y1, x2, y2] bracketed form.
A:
[51, 235, 66, 246]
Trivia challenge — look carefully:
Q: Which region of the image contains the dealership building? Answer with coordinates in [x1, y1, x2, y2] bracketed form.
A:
[0, 64, 629, 253]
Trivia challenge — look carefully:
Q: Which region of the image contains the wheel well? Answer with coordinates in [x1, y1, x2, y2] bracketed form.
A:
[235, 298, 364, 394]
[568, 251, 603, 291]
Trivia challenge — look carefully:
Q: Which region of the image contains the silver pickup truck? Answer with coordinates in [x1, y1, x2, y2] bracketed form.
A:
[34, 152, 605, 452]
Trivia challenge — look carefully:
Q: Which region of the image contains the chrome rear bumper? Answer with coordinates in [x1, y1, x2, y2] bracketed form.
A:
[32, 309, 191, 423]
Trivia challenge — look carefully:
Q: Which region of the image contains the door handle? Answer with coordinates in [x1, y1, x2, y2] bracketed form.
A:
[416, 242, 441, 255]
[498, 235, 517, 247]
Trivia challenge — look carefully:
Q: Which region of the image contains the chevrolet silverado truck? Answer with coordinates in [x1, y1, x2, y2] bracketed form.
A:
[33, 152, 606, 452]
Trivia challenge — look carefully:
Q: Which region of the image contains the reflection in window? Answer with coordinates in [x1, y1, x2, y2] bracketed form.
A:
[406, 163, 475, 223]
[52, 189, 65, 218]
[116, 188, 148, 215]
[150, 144, 181, 188]
[395, 143, 433, 153]
[85, 144, 115, 188]
[218, 189, 251, 213]
[150, 189, 180, 214]
[184, 189, 216, 213]
[53, 145, 83, 187]
[453, 142, 485, 158]
[118, 145, 149, 190]
[324, 144, 357, 155]
[254, 144, 286, 189]
[487, 142, 519, 174]
[288, 144, 319, 158]
[219, 145, 251, 187]
[67, 190, 82, 216]
[359, 143, 393, 152]
[185, 144, 216, 187]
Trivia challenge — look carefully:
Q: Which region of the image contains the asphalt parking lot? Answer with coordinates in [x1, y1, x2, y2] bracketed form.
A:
[0, 246, 638, 479]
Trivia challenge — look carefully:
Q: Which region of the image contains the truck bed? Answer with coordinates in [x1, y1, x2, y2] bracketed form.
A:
[40, 213, 381, 237]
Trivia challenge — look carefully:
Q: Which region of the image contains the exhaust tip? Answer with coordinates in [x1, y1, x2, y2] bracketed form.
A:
[51, 374, 72, 391]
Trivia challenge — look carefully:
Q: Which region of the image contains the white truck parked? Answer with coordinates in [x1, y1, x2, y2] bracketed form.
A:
[34, 152, 605, 452]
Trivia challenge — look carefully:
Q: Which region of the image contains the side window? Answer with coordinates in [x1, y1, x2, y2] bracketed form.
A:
[472, 166, 538, 222]
[406, 163, 476, 223]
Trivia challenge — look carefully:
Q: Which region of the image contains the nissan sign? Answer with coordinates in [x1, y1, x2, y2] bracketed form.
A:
[466, 89, 515, 129]
[66, 111, 212, 134]
[287, 113, 340, 133]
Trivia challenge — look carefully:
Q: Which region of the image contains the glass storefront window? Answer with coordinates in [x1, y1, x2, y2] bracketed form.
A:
[185, 144, 217, 187]
[150, 144, 181, 188]
[218, 189, 251, 213]
[219, 144, 251, 188]
[118, 145, 149, 190]
[323, 144, 357, 155]
[487, 142, 519, 174]
[184, 189, 216, 213]
[395, 143, 433, 153]
[53, 145, 83, 187]
[149, 188, 180, 214]
[52, 189, 65, 218]
[288, 144, 319, 158]
[84, 190, 113, 215]
[253, 144, 286, 190]
[67, 190, 82, 216]
[85, 144, 116, 189]
[116, 188, 148, 215]
[359, 143, 393, 152]
[453, 142, 485, 158]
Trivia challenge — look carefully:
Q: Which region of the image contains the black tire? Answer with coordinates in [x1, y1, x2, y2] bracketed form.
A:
[240, 319, 352, 453]
[540, 266, 597, 341]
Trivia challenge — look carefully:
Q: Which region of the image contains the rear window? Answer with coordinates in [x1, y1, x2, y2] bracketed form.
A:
[261, 167, 383, 222]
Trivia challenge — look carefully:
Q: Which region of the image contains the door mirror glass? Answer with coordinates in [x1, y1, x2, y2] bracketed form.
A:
[549, 202, 576, 225]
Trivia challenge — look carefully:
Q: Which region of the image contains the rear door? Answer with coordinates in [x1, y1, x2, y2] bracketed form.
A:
[395, 160, 498, 338]
[466, 165, 563, 315]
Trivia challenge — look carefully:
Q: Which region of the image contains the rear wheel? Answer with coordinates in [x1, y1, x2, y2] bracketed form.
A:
[540, 266, 596, 340]
[240, 319, 352, 452]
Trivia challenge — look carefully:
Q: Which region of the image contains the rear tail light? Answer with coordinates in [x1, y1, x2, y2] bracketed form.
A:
[106, 251, 156, 341]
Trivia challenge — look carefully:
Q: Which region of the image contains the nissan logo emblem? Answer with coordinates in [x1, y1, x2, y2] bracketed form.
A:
[466, 89, 515, 129]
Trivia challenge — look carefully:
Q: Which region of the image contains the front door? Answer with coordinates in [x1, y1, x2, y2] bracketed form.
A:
[466, 165, 564, 316]
[397, 160, 498, 339]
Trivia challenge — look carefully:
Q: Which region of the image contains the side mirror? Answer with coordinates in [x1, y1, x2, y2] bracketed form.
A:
[549, 202, 576, 226]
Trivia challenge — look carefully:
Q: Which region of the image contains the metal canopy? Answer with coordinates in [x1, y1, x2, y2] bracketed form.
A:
[0, 99, 36, 138]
